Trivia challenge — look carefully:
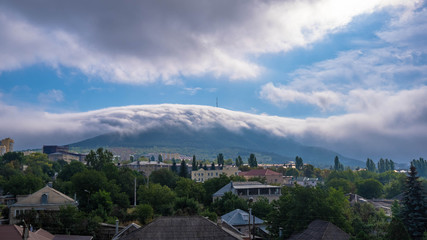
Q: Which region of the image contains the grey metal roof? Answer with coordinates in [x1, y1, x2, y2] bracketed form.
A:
[221, 209, 264, 226]
[119, 216, 242, 240]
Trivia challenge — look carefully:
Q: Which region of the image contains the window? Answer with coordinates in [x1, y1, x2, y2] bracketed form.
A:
[41, 193, 48, 204]
[249, 188, 258, 195]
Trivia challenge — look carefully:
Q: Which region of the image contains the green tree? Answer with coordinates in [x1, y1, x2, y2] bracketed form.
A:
[179, 160, 188, 178]
[171, 159, 178, 173]
[211, 162, 216, 170]
[57, 161, 86, 181]
[175, 177, 205, 202]
[412, 158, 427, 178]
[251, 197, 273, 220]
[138, 183, 176, 215]
[334, 156, 344, 171]
[295, 156, 303, 170]
[149, 168, 178, 189]
[327, 178, 354, 194]
[378, 158, 386, 173]
[401, 165, 427, 240]
[269, 186, 351, 238]
[135, 204, 153, 225]
[366, 158, 376, 172]
[357, 178, 383, 199]
[71, 170, 108, 211]
[248, 153, 257, 168]
[235, 156, 243, 167]
[386, 217, 410, 240]
[89, 190, 113, 221]
[3, 174, 44, 195]
[158, 154, 163, 162]
[174, 197, 200, 215]
[217, 153, 224, 167]
[85, 148, 113, 171]
[192, 155, 197, 171]
[303, 164, 314, 177]
[211, 192, 248, 216]
[203, 174, 231, 205]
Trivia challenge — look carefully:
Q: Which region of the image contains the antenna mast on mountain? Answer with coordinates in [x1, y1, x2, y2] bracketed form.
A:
[216, 97, 218, 107]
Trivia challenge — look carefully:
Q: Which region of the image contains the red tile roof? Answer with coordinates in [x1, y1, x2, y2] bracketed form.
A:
[239, 169, 281, 176]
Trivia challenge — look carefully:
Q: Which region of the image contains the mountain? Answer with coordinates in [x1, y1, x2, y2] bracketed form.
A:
[70, 125, 364, 168]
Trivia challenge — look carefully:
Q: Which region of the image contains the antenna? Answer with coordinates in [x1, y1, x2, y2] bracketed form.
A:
[216, 97, 218, 107]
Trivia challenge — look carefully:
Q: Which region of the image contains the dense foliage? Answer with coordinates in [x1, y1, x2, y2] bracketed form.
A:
[1, 149, 426, 239]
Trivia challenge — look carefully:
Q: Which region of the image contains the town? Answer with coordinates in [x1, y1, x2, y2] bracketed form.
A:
[0, 137, 425, 240]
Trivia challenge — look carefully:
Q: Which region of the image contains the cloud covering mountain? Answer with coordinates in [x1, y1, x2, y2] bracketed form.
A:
[1, 102, 426, 162]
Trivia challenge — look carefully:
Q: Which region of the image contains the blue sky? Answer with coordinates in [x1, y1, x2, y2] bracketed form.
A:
[1, 0, 426, 162]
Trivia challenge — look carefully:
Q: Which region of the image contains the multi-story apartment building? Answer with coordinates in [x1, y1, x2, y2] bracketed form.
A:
[191, 166, 239, 183]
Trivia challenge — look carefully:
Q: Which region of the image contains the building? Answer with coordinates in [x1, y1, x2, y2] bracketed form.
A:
[221, 209, 267, 238]
[9, 186, 78, 224]
[43, 145, 86, 163]
[213, 181, 281, 202]
[295, 177, 321, 187]
[287, 220, 350, 240]
[48, 152, 86, 163]
[191, 166, 239, 183]
[238, 169, 282, 185]
[0, 225, 93, 240]
[118, 216, 242, 240]
[121, 161, 171, 177]
[284, 161, 296, 168]
[0, 137, 14, 155]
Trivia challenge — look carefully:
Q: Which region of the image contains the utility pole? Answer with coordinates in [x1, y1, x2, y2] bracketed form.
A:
[134, 177, 137, 207]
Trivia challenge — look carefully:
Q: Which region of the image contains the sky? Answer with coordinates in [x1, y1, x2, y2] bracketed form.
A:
[1, 0, 427, 163]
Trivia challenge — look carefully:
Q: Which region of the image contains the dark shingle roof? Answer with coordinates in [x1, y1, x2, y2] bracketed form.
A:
[120, 216, 242, 240]
[288, 220, 350, 240]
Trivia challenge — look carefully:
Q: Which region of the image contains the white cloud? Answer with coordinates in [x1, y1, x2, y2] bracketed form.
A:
[260, 83, 343, 111]
[0, 0, 419, 84]
[38, 89, 64, 103]
[1, 99, 427, 161]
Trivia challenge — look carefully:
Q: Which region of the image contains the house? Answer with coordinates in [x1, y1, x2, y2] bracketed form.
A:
[121, 161, 171, 177]
[43, 145, 86, 163]
[191, 166, 239, 183]
[287, 220, 350, 240]
[284, 161, 296, 168]
[238, 169, 282, 184]
[221, 209, 268, 238]
[213, 181, 281, 202]
[117, 216, 243, 240]
[9, 186, 78, 224]
[112, 223, 141, 240]
[0, 225, 92, 240]
[294, 177, 321, 187]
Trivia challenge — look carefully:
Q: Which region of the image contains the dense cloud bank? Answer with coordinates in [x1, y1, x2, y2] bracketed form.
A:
[1, 102, 426, 162]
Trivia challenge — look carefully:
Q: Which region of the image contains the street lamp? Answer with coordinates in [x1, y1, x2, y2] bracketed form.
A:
[248, 197, 254, 240]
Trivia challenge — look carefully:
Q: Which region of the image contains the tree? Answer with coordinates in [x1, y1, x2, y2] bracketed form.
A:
[366, 158, 376, 172]
[174, 197, 200, 215]
[149, 168, 178, 189]
[327, 178, 354, 194]
[135, 204, 153, 225]
[235, 156, 243, 167]
[217, 153, 224, 167]
[158, 154, 163, 162]
[175, 177, 205, 202]
[171, 159, 177, 173]
[386, 217, 410, 240]
[401, 165, 427, 240]
[251, 197, 273, 219]
[357, 178, 383, 199]
[71, 170, 108, 211]
[303, 164, 314, 177]
[85, 148, 113, 171]
[138, 183, 176, 215]
[192, 155, 197, 171]
[3, 174, 44, 195]
[334, 156, 344, 171]
[412, 158, 427, 178]
[248, 154, 257, 168]
[295, 156, 303, 170]
[211, 192, 248, 216]
[268, 186, 351, 238]
[150, 155, 155, 162]
[179, 160, 188, 178]
[211, 162, 216, 170]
